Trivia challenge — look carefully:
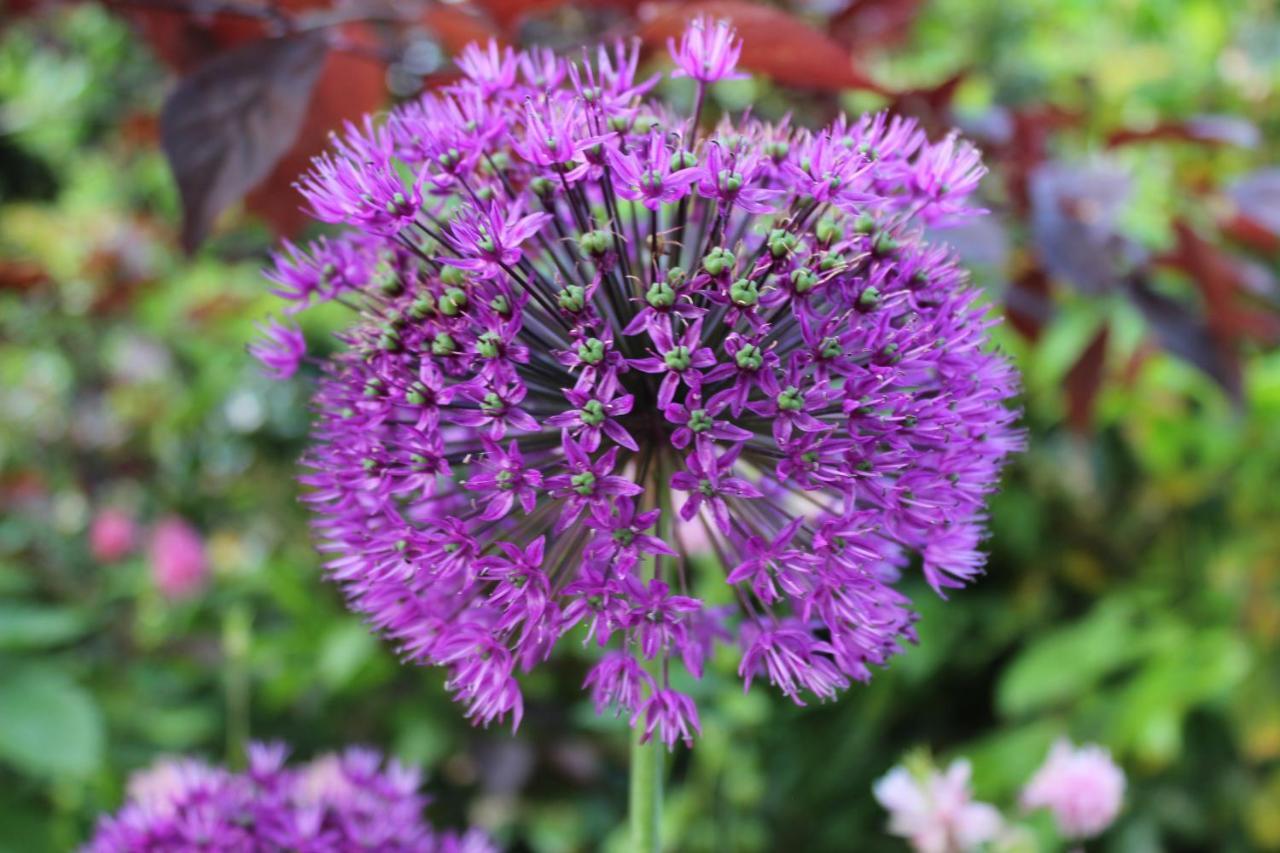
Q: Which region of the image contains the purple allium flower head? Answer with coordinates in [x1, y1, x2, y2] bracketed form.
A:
[1020, 739, 1125, 840]
[259, 18, 1024, 746]
[83, 742, 494, 853]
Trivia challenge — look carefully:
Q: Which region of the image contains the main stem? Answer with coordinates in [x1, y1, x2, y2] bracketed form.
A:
[630, 452, 671, 853]
[629, 690, 663, 853]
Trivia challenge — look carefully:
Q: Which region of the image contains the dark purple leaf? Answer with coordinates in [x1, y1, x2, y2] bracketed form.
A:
[1029, 160, 1146, 295]
[161, 32, 329, 252]
[1229, 168, 1280, 240]
[1125, 276, 1242, 400]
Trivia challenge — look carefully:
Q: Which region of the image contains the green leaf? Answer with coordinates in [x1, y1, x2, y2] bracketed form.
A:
[318, 620, 378, 691]
[996, 599, 1144, 718]
[0, 668, 104, 777]
[0, 603, 90, 649]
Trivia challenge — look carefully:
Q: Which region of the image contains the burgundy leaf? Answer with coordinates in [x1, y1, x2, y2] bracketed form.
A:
[160, 32, 329, 252]
[637, 1, 886, 93]
[829, 0, 926, 53]
[1125, 275, 1242, 400]
[1064, 325, 1109, 432]
[1107, 114, 1260, 149]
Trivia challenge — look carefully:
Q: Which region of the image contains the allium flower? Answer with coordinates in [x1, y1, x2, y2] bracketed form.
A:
[83, 742, 494, 852]
[147, 516, 208, 600]
[1020, 739, 1125, 840]
[874, 759, 1003, 853]
[249, 317, 306, 379]
[668, 16, 746, 83]
[89, 507, 137, 563]
[261, 22, 1023, 744]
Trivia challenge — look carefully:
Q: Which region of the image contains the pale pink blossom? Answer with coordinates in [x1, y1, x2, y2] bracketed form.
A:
[874, 759, 1003, 853]
[89, 508, 137, 563]
[147, 517, 208, 600]
[1020, 739, 1125, 839]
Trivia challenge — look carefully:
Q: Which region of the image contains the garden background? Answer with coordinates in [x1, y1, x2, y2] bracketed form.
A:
[1, 0, 1278, 849]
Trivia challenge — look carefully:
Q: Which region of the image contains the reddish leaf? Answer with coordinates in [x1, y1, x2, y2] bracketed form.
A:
[0, 260, 50, 293]
[636, 1, 885, 93]
[1064, 325, 1109, 432]
[1005, 268, 1053, 341]
[1156, 220, 1280, 344]
[1125, 275, 1242, 400]
[1107, 115, 1260, 149]
[829, 0, 926, 53]
[470, 0, 646, 35]
[243, 35, 386, 237]
[422, 4, 505, 52]
[887, 70, 966, 131]
[160, 32, 329, 251]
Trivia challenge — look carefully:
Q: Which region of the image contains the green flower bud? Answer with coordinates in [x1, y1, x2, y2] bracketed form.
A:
[669, 150, 697, 170]
[702, 247, 735, 276]
[777, 385, 805, 411]
[729, 277, 759, 307]
[768, 228, 798, 258]
[688, 409, 714, 433]
[646, 280, 676, 309]
[580, 399, 606, 426]
[438, 287, 468, 316]
[873, 231, 900, 256]
[440, 265, 467, 287]
[579, 229, 612, 258]
[571, 471, 597, 495]
[857, 285, 881, 311]
[663, 346, 692, 371]
[489, 294, 511, 316]
[790, 268, 818, 294]
[558, 285, 586, 313]
[815, 217, 843, 245]
[431, 332, 457, 356]
[531, 176, 555, 197]
[853, 212, 876, 235]
[476, 333, 501, 359]
[578, 337, 606, 365]
[734, 343, 763, 370]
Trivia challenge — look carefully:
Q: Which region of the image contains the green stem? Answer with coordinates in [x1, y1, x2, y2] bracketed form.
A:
[629, 693, 664, 853]
[629, 454, 672, 852]
[222, 602, 252, 767]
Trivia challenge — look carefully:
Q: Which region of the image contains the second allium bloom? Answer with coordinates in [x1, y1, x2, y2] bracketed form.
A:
[260, 18, 1024, 747]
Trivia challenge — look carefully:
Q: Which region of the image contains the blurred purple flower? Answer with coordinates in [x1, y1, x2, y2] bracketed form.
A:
[147, 516, 208, 600]
[89, 507, 137, 563]
[1020, 739, 1125, 840]
[83, 742, 494, 852]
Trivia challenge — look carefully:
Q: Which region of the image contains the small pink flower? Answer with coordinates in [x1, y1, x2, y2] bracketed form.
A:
[1020, 739, 1125, 840]
[148, 517, 208, 600]
[874, 759, 1003, 853]
[89, 508, 137, 563]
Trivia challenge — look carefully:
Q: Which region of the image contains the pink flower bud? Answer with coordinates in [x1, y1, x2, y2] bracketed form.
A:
[89, 508, 137, 563]
[1020, 739, 1125, 840]
[147, 517, 208, 600]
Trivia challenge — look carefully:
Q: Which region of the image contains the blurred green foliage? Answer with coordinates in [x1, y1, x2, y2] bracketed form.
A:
[1, 2, 1278, 851]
